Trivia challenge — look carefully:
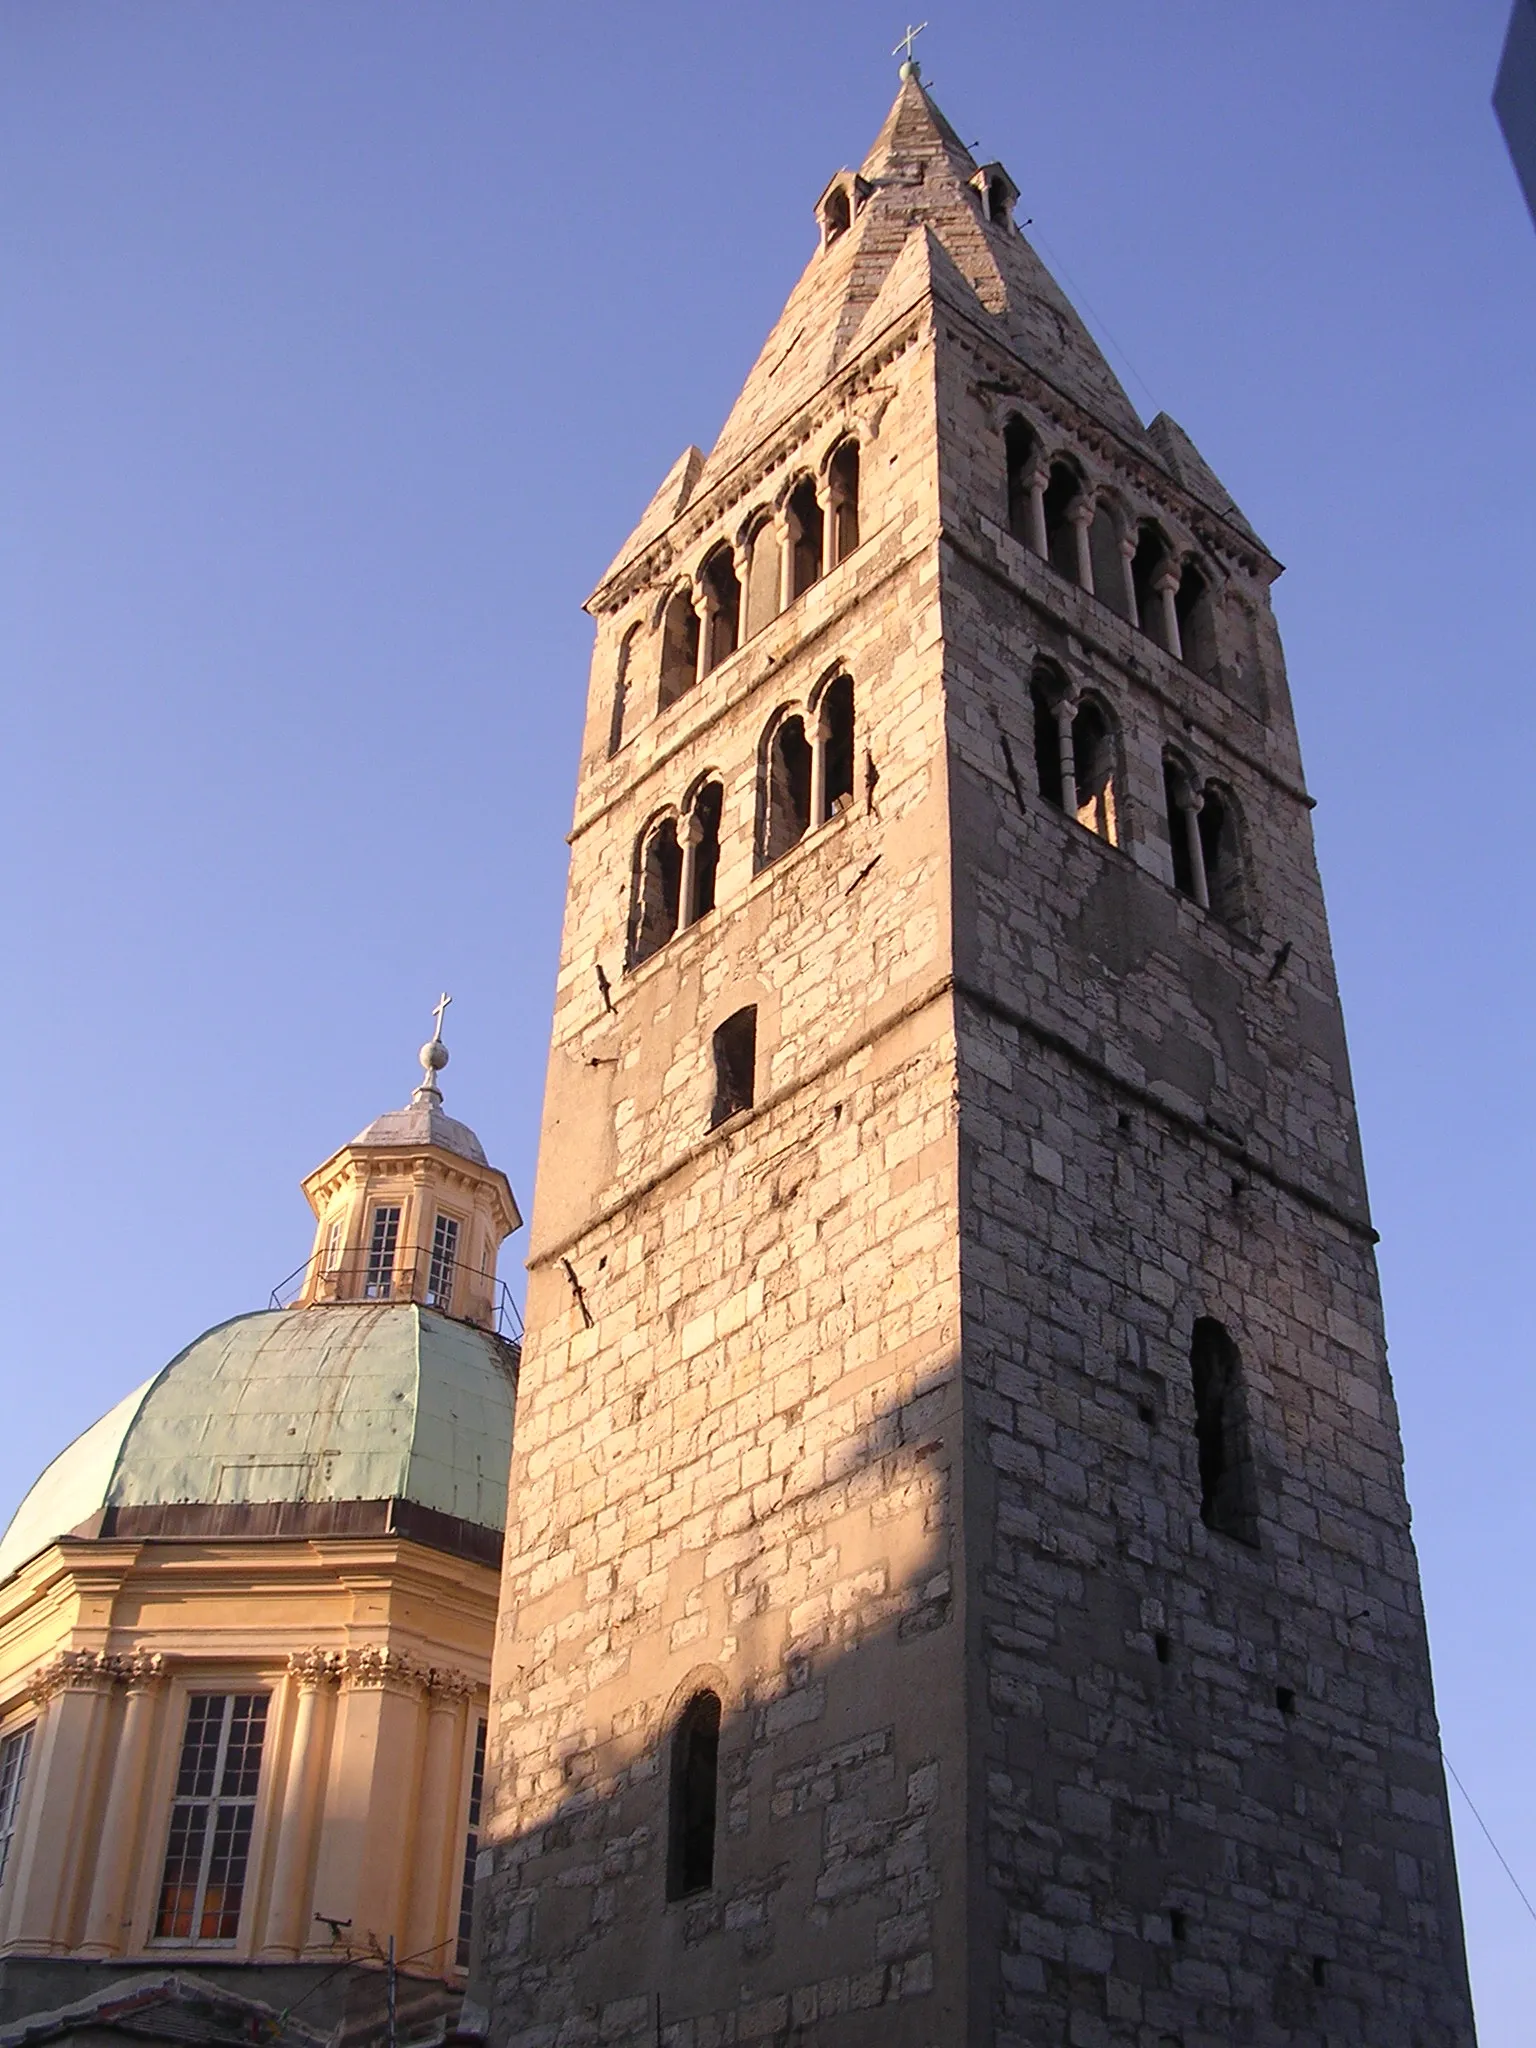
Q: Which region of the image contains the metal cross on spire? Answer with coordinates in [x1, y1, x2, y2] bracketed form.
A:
[414, 992, 453, 1102]
[893, 20, 927, 75]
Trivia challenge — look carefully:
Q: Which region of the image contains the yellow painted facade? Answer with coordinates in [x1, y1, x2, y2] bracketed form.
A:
[0, 1028, 518, 2010]
[0, 1536, 494, 1977]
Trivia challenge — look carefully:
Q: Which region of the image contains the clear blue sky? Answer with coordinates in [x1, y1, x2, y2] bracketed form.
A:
[3, 3, 1531, 2032]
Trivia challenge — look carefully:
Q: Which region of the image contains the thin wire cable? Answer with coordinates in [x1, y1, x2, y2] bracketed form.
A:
[1445, 1753, 1536, 1927]
[1024, 223, 1162, 418]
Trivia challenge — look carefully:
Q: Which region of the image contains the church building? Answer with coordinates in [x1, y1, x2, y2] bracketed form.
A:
[477, 57, 1478, 2048]
[0, 1025, 520, 2046]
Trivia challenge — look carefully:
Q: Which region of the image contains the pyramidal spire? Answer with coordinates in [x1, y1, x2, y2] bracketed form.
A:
[595, 68, 1156, 593]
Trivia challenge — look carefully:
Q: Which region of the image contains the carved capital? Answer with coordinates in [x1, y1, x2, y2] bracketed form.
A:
[341, 1645, 430, 1695]
[120, 1650, 168, 1692]
[427, 1665, 477, 1704]
[288, 1648, 344, 1689]
[27, 1649, 119, 1704]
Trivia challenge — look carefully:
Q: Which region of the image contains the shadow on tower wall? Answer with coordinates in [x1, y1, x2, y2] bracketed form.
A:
[468, 1366, 966, 2048]
[466, 1338, 1476, 2048]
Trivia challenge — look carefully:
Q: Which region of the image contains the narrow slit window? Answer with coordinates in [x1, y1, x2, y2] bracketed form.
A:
[365, 1206, 401, 1300]
[1198, 785, 1247, 930]
[1175, 563, 1218, 677]
[1071, 701, 1118, 845]
[742, 518, 780, 639]
[631, 816, 683, 966]
[710, 1009, 757, 1129]
[828, 442, 860, 564]
[322, 1219, 344, 1275]
[658, 590, 700, 711]
[786, 479, 823, 600]
[1089, 502, 1128, 616]
[666, 1689, 721, 1899]
[1042, 463, 1080, 582]
[608, 624, 639, 757]
[761, 715, 812, 865]
[1004, 417, 1037, 546]
[1189, 1317, 1259, 1546]
[1131, 527, 1169, 644]
[456, 1716, 487, 1969]
[155, 1693, 269, 1942]
[0, 1726, 33, 1890]
[427, 1213, 460, 1310]
[685, 781, 723, 925]
[819, 674, 854, 821]
[1164, 761, 1197, 899]
[700, 546, 741, 674]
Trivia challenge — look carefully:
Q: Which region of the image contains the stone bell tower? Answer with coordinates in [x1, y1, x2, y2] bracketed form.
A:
[480, 58, 1476, 2048]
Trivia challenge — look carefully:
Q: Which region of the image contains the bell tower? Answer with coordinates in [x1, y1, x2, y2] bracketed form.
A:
[480, 60, 1476, 2048]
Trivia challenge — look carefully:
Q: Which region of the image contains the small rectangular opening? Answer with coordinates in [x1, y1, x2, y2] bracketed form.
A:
[710, 1008, 757, 1129]
[1276, 1685, 1297, 1717]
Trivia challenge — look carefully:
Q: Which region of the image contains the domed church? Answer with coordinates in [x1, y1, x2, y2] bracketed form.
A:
[0, 1019, 519, 2045]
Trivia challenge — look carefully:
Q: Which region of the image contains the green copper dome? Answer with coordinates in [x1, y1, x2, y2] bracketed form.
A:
[0, 1305, 517, 1585]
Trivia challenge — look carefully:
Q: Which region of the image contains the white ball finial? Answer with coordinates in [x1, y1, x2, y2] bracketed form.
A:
[420, 1038, 449, 1075]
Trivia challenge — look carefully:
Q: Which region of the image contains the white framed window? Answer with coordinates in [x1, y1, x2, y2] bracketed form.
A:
[427, 1213, 460, 1310]
[365, 1205, 401, 1299]
[154, 1692, 268, 1943]
[456, 1716, 487, 1969]
[0, 1725, 33, 1888]
[322, 1218, 344, 1275]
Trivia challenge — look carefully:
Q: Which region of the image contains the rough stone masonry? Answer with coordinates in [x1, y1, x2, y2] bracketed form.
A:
[476, 69, 1478, 2048]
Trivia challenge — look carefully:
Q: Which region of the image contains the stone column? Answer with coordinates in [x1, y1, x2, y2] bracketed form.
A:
[1153, 562, 1183, 660]
[1053, 695, 1079, 818]
[809, 706, 834, 830]
[1177, 786, 1210, 908]
[306, 1648, 428, 1959]
[818, 475, 837, 577]
[1, 1652, 120, 1953]
[775, 508, 795, 613]
[1025, 467, 1049, 558]
[1069, 500, 1095, 593]
[259, 1651, 340, 1959]
[78, 1653, 167, 1957]
[692, 585, 711, 685]
[1119, 534, 1140, 626]
[403, 1672, 473, 1970]
[678, 807, 705, 928]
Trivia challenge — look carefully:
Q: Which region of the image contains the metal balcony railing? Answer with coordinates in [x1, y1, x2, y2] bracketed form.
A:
[268, 1243, 523, 1342]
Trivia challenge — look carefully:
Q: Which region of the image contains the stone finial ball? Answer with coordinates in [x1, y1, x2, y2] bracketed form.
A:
[420, 1038, 450, 1073]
